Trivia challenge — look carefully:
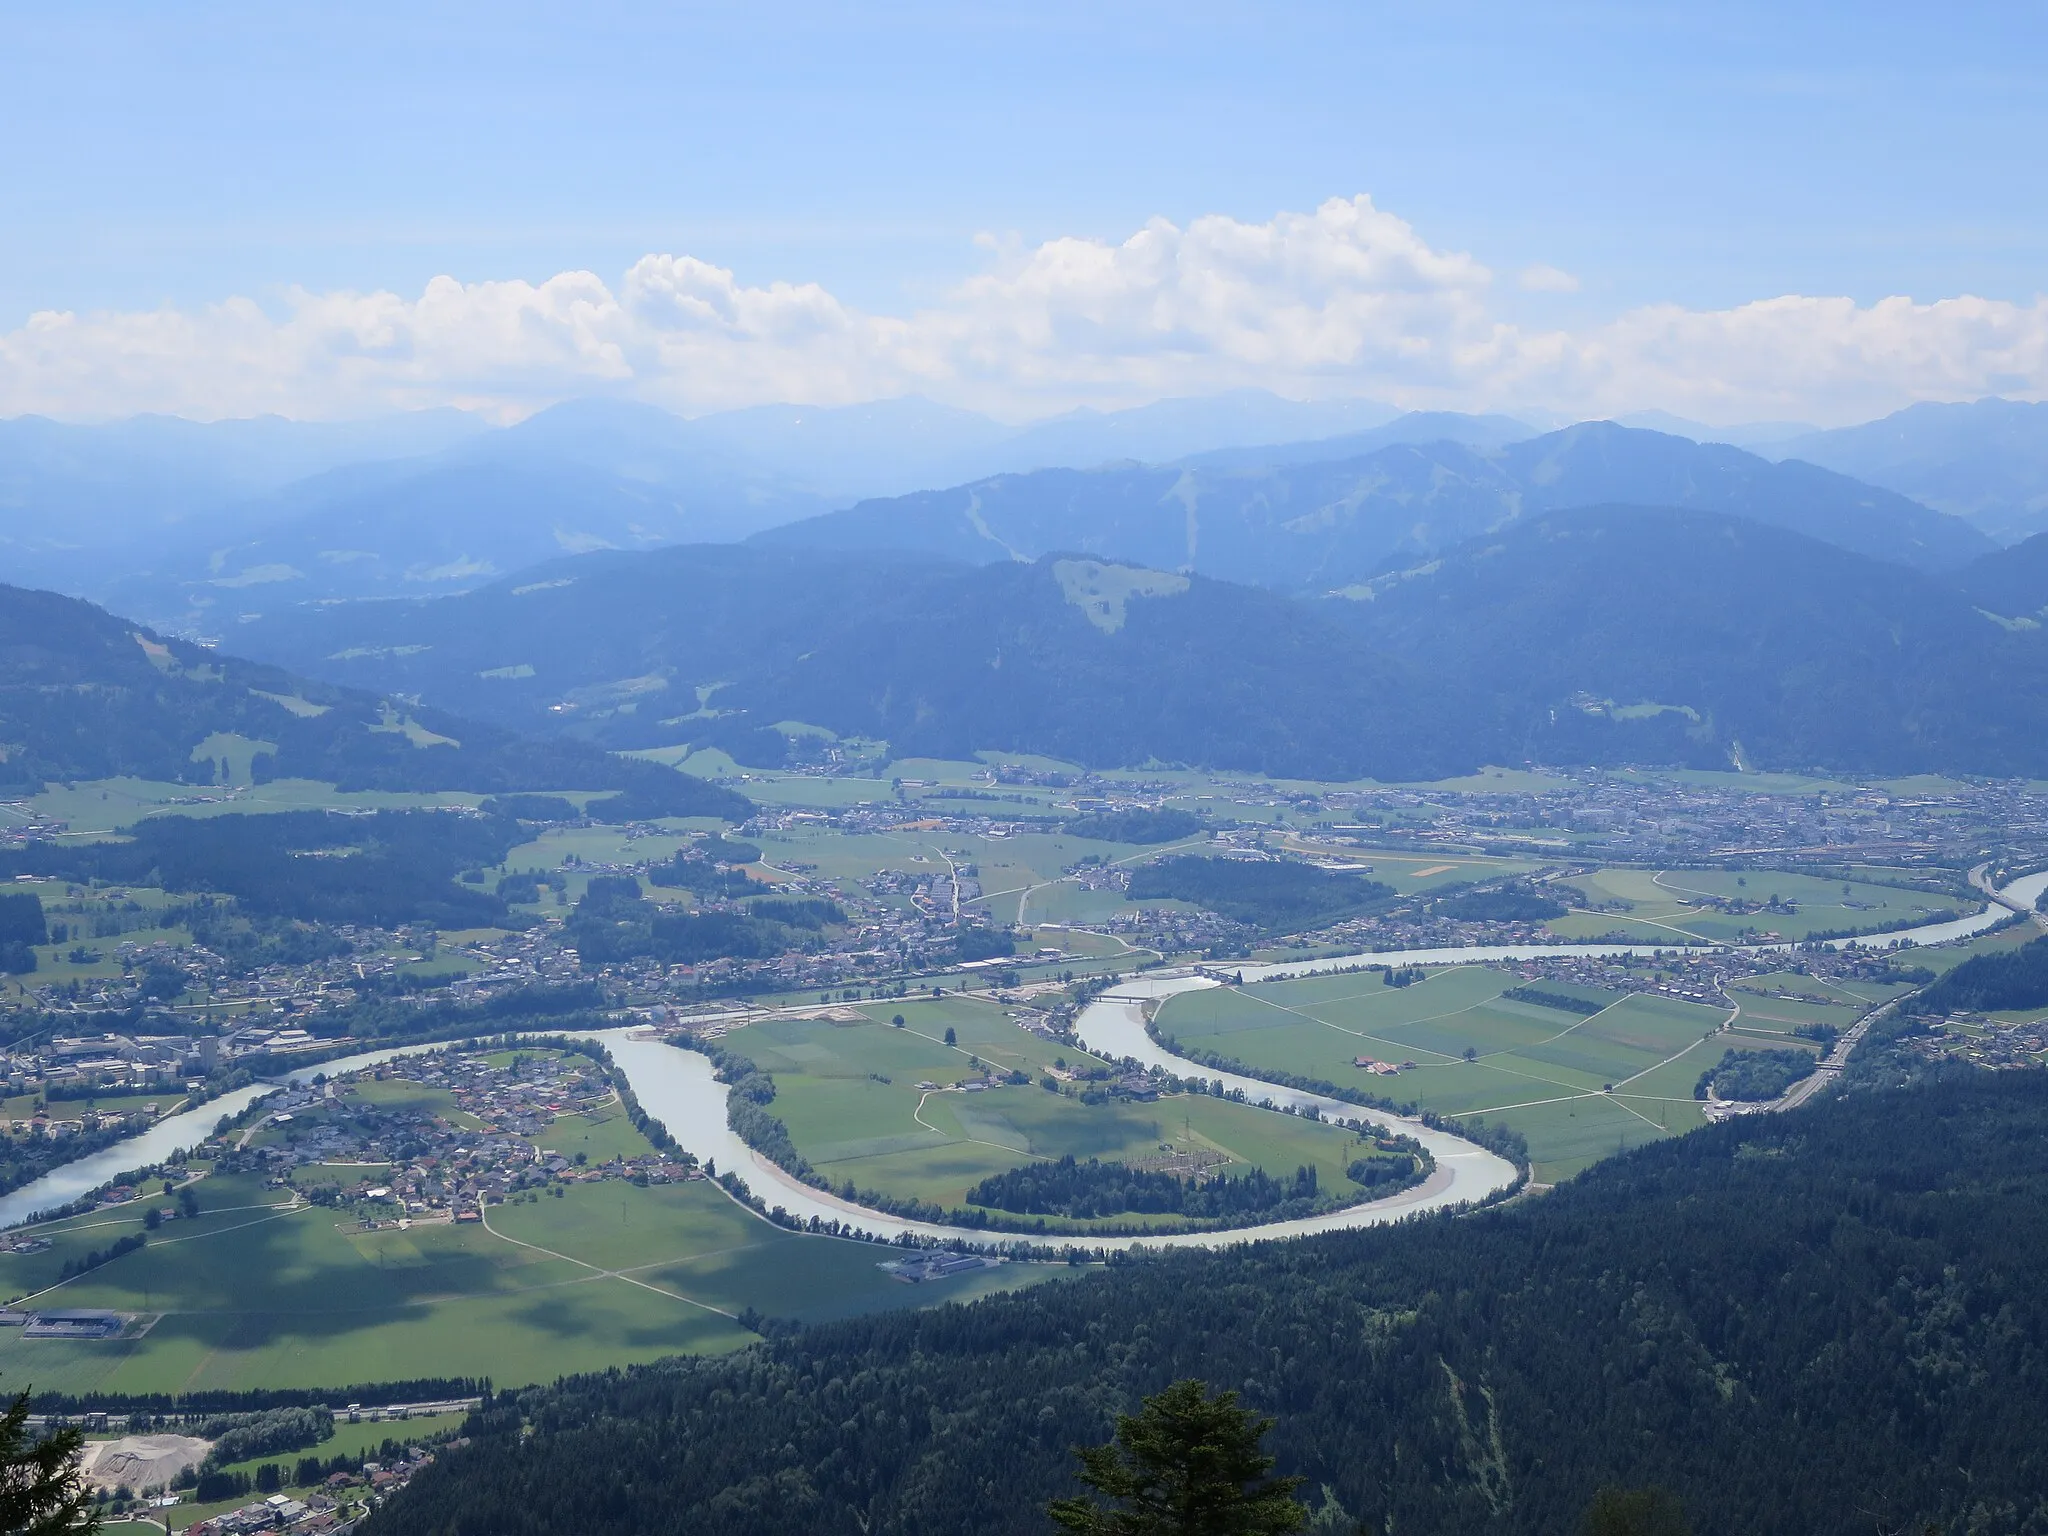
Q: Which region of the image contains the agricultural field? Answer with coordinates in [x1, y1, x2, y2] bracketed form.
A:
[1543, 867, 1971, 944]
[0, 1155, 1049, 1399]
[718, 996, 1390, 1225]
[1912, 917, 2045, 974]
[1287, 849, 1544, 898]
[1151, 965, 1833, 1183]
[1722, 971, 1895, 1041]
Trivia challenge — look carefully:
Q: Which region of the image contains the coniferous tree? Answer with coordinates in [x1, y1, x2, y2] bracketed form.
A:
[0, 1383, 98, 1536]
[1048, 1379, 1306, 1536]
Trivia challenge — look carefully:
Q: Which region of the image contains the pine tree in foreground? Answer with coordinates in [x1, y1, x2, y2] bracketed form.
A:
[0, 1379, 98, 1536]
[1048, 1378, 1306, 1536]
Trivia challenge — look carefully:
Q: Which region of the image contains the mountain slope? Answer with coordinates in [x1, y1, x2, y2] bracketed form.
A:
[1957, 530, 2048, 620]
[1336, 506, 2048, 773]
[0, 581, 748, 816]
[374, 1074, 2048, 1536]
[1176, 408, 1536, 471]
[236, 508, 2048, 780]
[0, 411, 489, 597]
[1775, 397, 2048, 543]
[234, 546, 1481, 781]
[757, 422, 1990, 588]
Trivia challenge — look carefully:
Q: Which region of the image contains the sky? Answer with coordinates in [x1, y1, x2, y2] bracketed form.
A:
[2, 0, 2046, 426]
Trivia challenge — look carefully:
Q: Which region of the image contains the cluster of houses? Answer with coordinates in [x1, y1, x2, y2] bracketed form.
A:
[188, 1448, 438, 1535]
[231, 1050, 699, 1220]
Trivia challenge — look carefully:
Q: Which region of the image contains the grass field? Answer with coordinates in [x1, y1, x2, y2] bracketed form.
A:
[1282, 849, 1543, 898]
[0, 1161, 1052, 1398]
[1151, 965, 1823, 1183]
[24, 778, 481, 836]
[719, 998, 1382, 1224]
[1543, 867, 1969, 944]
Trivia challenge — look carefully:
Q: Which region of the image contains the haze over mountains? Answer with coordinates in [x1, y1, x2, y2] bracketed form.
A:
[1768, 398, 2048, 544]
[228, 504, 2048, 780]
[756, 420, 1992, 586]
[7, 391, 1412, 628]
[9, 388, 2048, 783]
[9, 391, 2043, 634]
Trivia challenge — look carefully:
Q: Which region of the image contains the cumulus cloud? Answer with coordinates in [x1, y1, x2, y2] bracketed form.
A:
[1518, 263, 1580, 293]
[0, 194, 2043, 425]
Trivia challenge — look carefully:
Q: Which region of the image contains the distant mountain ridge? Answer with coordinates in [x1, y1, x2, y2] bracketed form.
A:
[234, 506, 2048, 780]
[0, 580, 748, 817]
[1773, 398, 2048, 543]
[756, 421, 1992, 587]
[9, 397, 2007, 639]
[1337, 506, 2048, 774]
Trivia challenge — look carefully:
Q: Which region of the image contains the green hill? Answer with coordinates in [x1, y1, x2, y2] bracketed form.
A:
[0, 580, 748, 818]
[1336, 505, 2048, 775]
[236, 510, 2048, 779]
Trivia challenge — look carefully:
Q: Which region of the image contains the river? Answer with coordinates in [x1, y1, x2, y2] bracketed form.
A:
[4, 871, 2036, 1248]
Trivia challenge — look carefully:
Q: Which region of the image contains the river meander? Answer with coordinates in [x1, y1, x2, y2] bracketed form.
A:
[4, 872, 2037, 1247]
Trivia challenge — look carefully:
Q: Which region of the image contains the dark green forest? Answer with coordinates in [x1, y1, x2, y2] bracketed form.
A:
[565, 875, 840, 968]
[963, 1154, 1369, 1222]
[1065, 808, 1205, 844]
[1431, 886, 1568, 922]
[1693, 1048, 1817, 1102]
[1907, 933, 2048, 1015]
[229, 503, 2048, 782]
[372, 1074, 2048, 1536]
[0, 811, 518, 928]
[1127, 857, 1393, 932]
[0, 580, 749, 820]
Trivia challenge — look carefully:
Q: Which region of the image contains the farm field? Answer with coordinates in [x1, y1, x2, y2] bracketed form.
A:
[0, 1168, 1050, 1398]
[1283, 849, 1544, 898]
[1913, 919, 2045, 974]
[1152, 965, 1818, 1182]
[1543, 867, 1971, 944]
[1722, 971, 1893, 1042]
[719, 998, 1390, 1224]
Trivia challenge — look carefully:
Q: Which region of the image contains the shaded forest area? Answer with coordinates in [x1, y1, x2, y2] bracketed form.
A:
[372, 1074, 2048, 1536]
[0, 810, 519, 929]
[1908, 933, 2048, 1015]
[1127, 856, 1392, 932]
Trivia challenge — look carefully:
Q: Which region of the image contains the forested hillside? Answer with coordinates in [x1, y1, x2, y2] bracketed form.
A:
[373, 1074, 2048, 1536]
[755, 420, 1989, 585]
[1775, 397, 2048, 544]
[0, 581, 747, 818]
[236, 512, 2048, 779]
[1337, 506, 2048, 775]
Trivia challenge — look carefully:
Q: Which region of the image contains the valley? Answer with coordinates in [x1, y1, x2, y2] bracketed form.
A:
[7, 398, 2048, 1535]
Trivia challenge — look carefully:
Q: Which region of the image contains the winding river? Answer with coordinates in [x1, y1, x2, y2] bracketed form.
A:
[3, 872, 2038, 1250]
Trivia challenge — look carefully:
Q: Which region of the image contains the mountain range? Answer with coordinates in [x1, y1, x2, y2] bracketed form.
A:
[1769, 397, 2048, 544]
[754, 421, 1993, 587]
[228, 503, 2048, 780]
[8, 392, 1413, 628]
[12, 393, 2047, 638]
[0, 580, 746, 817]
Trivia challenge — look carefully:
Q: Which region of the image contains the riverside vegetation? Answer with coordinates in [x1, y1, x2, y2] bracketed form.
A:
[368, 1073, 2048, 1536]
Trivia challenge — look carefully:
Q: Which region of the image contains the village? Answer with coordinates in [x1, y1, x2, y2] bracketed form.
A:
[222, 1048, 699, 1223]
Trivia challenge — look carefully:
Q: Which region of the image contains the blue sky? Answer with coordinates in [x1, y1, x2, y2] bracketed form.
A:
[2, 1, 2044, 423]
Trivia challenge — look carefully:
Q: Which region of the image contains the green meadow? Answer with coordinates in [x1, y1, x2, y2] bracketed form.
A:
[1152, 965, 1839, 1182]
[1544, 867, 1971, 944]
[719, 998, 1382, 1224]
[0, 1168, 1050, 1398]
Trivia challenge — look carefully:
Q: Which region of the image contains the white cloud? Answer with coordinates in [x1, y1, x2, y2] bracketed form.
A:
[1518, 263, 1580, 293]
[1, 195, 2044, 425]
